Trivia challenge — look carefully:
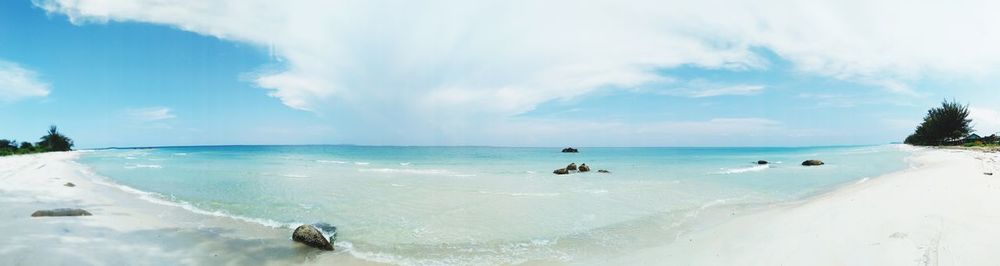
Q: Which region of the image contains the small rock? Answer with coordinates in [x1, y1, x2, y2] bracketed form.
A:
[64, 182, 75, 187]
[292, 224, 334, 251]
[757, 160, 768, 165]
[597, 169, 611, 173]
[578, 164, 590, 172]
[553, 168, 569, 175]
[31, 208, 92, 217]
[801, 160, 825, 166]
[561, 147, 579, 153]
[985, 172, 994, 176]
[566, 163, 578, 171]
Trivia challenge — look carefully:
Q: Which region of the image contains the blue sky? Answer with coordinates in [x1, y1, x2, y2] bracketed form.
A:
[2, 0, 1000, 148]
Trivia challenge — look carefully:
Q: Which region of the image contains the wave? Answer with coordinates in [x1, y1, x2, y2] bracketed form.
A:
[124, 164, 162, 169]
[316, 160, 348, 164]
[281, 173, 309, 178]
[477, 191, 561, 197]
[358, 168, 450, 175]
[354, 162, 370, 165]
[399, 162, 411, 166]
[716, 164, 768, 174]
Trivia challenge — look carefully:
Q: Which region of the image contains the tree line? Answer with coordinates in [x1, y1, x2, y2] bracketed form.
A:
[0, 126, 74, 156]
[904, 100, 997, 146]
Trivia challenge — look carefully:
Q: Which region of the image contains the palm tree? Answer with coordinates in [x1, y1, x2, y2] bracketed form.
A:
[37, 126, 73, 152]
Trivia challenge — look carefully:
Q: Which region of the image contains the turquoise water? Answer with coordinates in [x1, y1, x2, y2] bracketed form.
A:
[78, 145, 910, 264]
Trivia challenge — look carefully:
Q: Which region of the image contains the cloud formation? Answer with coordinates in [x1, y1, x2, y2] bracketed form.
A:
[0, 59, 50, 102]
[31, 0, 1000, 144]
[127, 107, 176, 122]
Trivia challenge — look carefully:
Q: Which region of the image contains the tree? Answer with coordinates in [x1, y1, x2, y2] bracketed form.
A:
[18, 141, 33, 151]
[36, 126, 73, 152]
[904, 100, 972, 146]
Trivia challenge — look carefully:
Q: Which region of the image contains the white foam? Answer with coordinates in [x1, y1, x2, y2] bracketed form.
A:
[359, 168, 449, 175]
[399, 162, 411, 166]
[125, 164, 162, 169]
[717, 164, 769, 174]
[477, 191, 561, 197]
[316, 160, 348, 164]
[281, 173, 309, 178]
[354, 162, 370, 165]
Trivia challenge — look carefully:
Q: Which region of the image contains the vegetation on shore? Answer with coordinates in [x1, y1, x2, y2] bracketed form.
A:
[904, 100, 998, 147]
[0, 126, 74, 156]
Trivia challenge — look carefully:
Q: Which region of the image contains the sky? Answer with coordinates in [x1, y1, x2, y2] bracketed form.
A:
[2, 0, 1000, 148]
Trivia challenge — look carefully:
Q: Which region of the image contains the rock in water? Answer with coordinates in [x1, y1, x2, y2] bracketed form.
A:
[561, 147, 579, 153]
[801, 160, 825, 166]
[566, 163, 578, 171]
[578, 164, 590, 172]
[64, 182, 75, 187]
[597, 169, 611, 173]
[757, 160, 768, 165]
[293, 224, 334, 251]
[31, 208, 91, 217]
[553, 168, 569, 175]
[312, 222, 338, 243]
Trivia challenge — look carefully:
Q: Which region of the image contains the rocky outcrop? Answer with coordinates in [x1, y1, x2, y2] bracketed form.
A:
[801, 160, 825, 166]
[578, 164, 590, 172]
[561, 147, 579, 153]
[566, 163, 578, 171]
[757, 160, 768, 165]
[597, 169, 610, 173]
[292, 224, 335, 251]
[31, 208, 91, 217]
[553, 168, 569, 175]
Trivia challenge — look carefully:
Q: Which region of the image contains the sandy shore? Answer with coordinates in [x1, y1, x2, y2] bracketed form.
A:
[613, 147, 1000, 265]
[3, 148, 998, 265]
[0, 152, 379, 265]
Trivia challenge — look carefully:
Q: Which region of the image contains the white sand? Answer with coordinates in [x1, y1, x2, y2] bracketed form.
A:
[613, 148, 1000, 265]
[3, 148, 998, 265]
[0, 152, 378, 265]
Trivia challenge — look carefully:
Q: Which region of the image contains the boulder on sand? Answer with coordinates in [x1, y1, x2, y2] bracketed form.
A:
[801, 160, 825, 166]
[293, 224, 335, 251]
[31, 208, 91, 217]
[578, 164, 590, 172]
[561, 147, 579, 153]
[64, 182, 75, 187]
[566, 163, 578, 171]
[553, 168, 569, 175]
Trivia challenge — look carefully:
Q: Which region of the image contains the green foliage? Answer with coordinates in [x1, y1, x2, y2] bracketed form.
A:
[904, 100, 973, 146]
[0, 126, 74, 157]
[37, 126, 73, 152]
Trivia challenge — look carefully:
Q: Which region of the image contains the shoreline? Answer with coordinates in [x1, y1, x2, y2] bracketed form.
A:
[2, 147, 994, 265]
[610, 147, 1000, 265]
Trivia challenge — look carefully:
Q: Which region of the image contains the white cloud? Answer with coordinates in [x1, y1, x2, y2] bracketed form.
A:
[31, 0, 1000, 143]
[970, 107, 1000, 135]
[0, 60, 50, 102]
[127, 107, 176, 122]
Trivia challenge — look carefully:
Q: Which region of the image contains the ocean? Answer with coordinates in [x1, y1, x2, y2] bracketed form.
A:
[77, 145, 911, 264]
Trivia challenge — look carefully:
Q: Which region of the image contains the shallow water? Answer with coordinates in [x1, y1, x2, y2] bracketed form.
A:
[78, 145, 909, 264]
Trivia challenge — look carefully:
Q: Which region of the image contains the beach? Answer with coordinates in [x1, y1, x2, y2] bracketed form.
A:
[1, 147, 997, 265]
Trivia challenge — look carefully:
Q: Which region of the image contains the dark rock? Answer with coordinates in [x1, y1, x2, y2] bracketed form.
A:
[553, 168, 569, 175]
[757, 160, 768, 165]
[566, 163, 578, 171]
[31, 208, 91, 217]
[986, 172, 994, 176]
[597, 169, 611, 173]
[293, 224, 334, 251]
[64, 182, 75, 187]
[578, 164, 590, 172]
[801, 160, 825, 166]
[561, 147, 579, 153]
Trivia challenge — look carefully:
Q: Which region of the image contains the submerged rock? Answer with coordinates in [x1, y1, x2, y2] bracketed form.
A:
[64, 182, 75, 187]
[801, 160, 825, 166]
[578, 164, 590, 172]
[31, 208, 91, 217]
[757, 160, 769, 165]
[553, 168, 569, 175]
[292, 224, 334, 251]
[561, 147, 579, 153]
[597, 169, 611, 173]
[566, 163, 578, 171]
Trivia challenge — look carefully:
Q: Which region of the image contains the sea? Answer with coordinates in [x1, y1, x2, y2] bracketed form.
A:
[77, 145, 911, 265]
